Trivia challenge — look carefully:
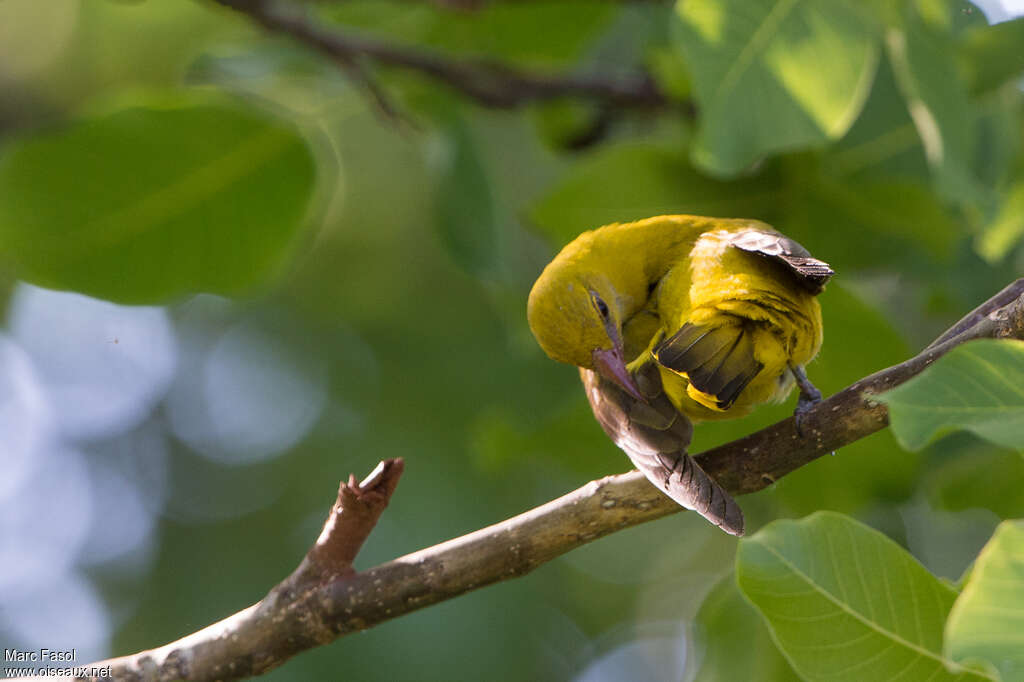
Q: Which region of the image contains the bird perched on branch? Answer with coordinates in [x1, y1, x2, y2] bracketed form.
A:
[527, 215, 833, 536]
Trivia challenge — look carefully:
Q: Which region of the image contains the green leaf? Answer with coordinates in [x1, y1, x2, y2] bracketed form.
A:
[976, 180, 1024, 263]
[530, 142, 780, 246]
[693, 574, 800, 682]
[958, 16, 1024, 95]
[946, 519, 1024, 681]
[672, 0, 880, 175]
[433, 120, 498, 277]
[886, 13, 980, 205]
[0, 94, 316, 303]
[878, 339, 1024, 452]
[737, 512, 997, 682]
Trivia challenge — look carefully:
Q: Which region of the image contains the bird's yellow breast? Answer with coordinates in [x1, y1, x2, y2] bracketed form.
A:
[649, 229, 823, 420]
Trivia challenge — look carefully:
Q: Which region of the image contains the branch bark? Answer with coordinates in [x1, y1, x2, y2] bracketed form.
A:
[76, 460, 406, 682]
[210, 0, 678, 112]
[68, 279, 1024, 682]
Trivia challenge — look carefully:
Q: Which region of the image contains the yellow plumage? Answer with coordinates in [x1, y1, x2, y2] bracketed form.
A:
[527, 215, 833, 535]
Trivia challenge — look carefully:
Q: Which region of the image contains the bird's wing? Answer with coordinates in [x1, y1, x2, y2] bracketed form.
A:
[726, 228, 834, 295]
[580, 363, 745, 536]
[653, 321, 763, 411]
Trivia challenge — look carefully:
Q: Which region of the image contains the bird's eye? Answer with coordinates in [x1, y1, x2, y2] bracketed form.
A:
[594, 296, 610, 319]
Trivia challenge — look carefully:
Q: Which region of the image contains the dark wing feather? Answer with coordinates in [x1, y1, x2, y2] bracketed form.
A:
[653, 322, 764, 410]
[715, 360, 764, 410]
[580, 363, 745, 536]
[727, 228, 834, 295]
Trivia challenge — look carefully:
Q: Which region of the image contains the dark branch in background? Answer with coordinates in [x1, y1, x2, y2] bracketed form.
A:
[211, 0, 679, 114]
[64, 279, 1024, 682]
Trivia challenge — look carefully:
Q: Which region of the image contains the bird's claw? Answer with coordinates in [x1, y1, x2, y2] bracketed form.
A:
[793, 397, 817, 437]
[790, 364, 822, 438]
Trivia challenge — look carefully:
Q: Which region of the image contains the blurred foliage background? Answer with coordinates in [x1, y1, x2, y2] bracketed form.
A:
[1, 0, 1023, 680]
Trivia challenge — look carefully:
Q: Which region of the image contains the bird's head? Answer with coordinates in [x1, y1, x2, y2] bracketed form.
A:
[527, 269, 645, 401]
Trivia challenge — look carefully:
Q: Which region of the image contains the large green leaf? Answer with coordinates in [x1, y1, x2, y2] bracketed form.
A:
[693, 574, 800, 682]
[738, 512, 996, 682]
[0, 94, 317, 303]
[946, 520, 1024, 681]
[672, 0, 880, 176]
[878, 339, 1024, 452]
[529, 142, 780, 245]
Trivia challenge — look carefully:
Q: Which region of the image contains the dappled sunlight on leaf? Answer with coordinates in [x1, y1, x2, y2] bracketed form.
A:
[673, 0, 880, 175]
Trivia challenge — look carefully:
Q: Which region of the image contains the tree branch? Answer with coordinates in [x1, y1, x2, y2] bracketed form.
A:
[210, 0, 678, 112]
[77, 460, 406, 682]
[69, 279, 1024, 682]
[286, 459, 404, 585]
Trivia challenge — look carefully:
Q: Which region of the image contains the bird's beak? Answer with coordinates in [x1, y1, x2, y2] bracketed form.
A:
[592, 347, 646, 402]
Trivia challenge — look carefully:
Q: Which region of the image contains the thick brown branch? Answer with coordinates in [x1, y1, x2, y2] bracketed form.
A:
[74, 281, 1024, 682]
[84, 471, 679, 682]
[211, 0, 676, 111]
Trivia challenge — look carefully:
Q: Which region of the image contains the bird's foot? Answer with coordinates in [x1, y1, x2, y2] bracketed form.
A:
[793, 400, 815, 438]
[790, 364, 822, 437]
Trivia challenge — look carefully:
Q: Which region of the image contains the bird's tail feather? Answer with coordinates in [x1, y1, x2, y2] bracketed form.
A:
[630, 450, 744, 537]
[580, 366, 744, 536]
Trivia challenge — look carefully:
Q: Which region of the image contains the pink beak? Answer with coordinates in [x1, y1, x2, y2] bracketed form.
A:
[592, 347, 646, 402]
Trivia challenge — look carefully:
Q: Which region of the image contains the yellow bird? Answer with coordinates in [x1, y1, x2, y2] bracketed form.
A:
[527, 215, 832, 535]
